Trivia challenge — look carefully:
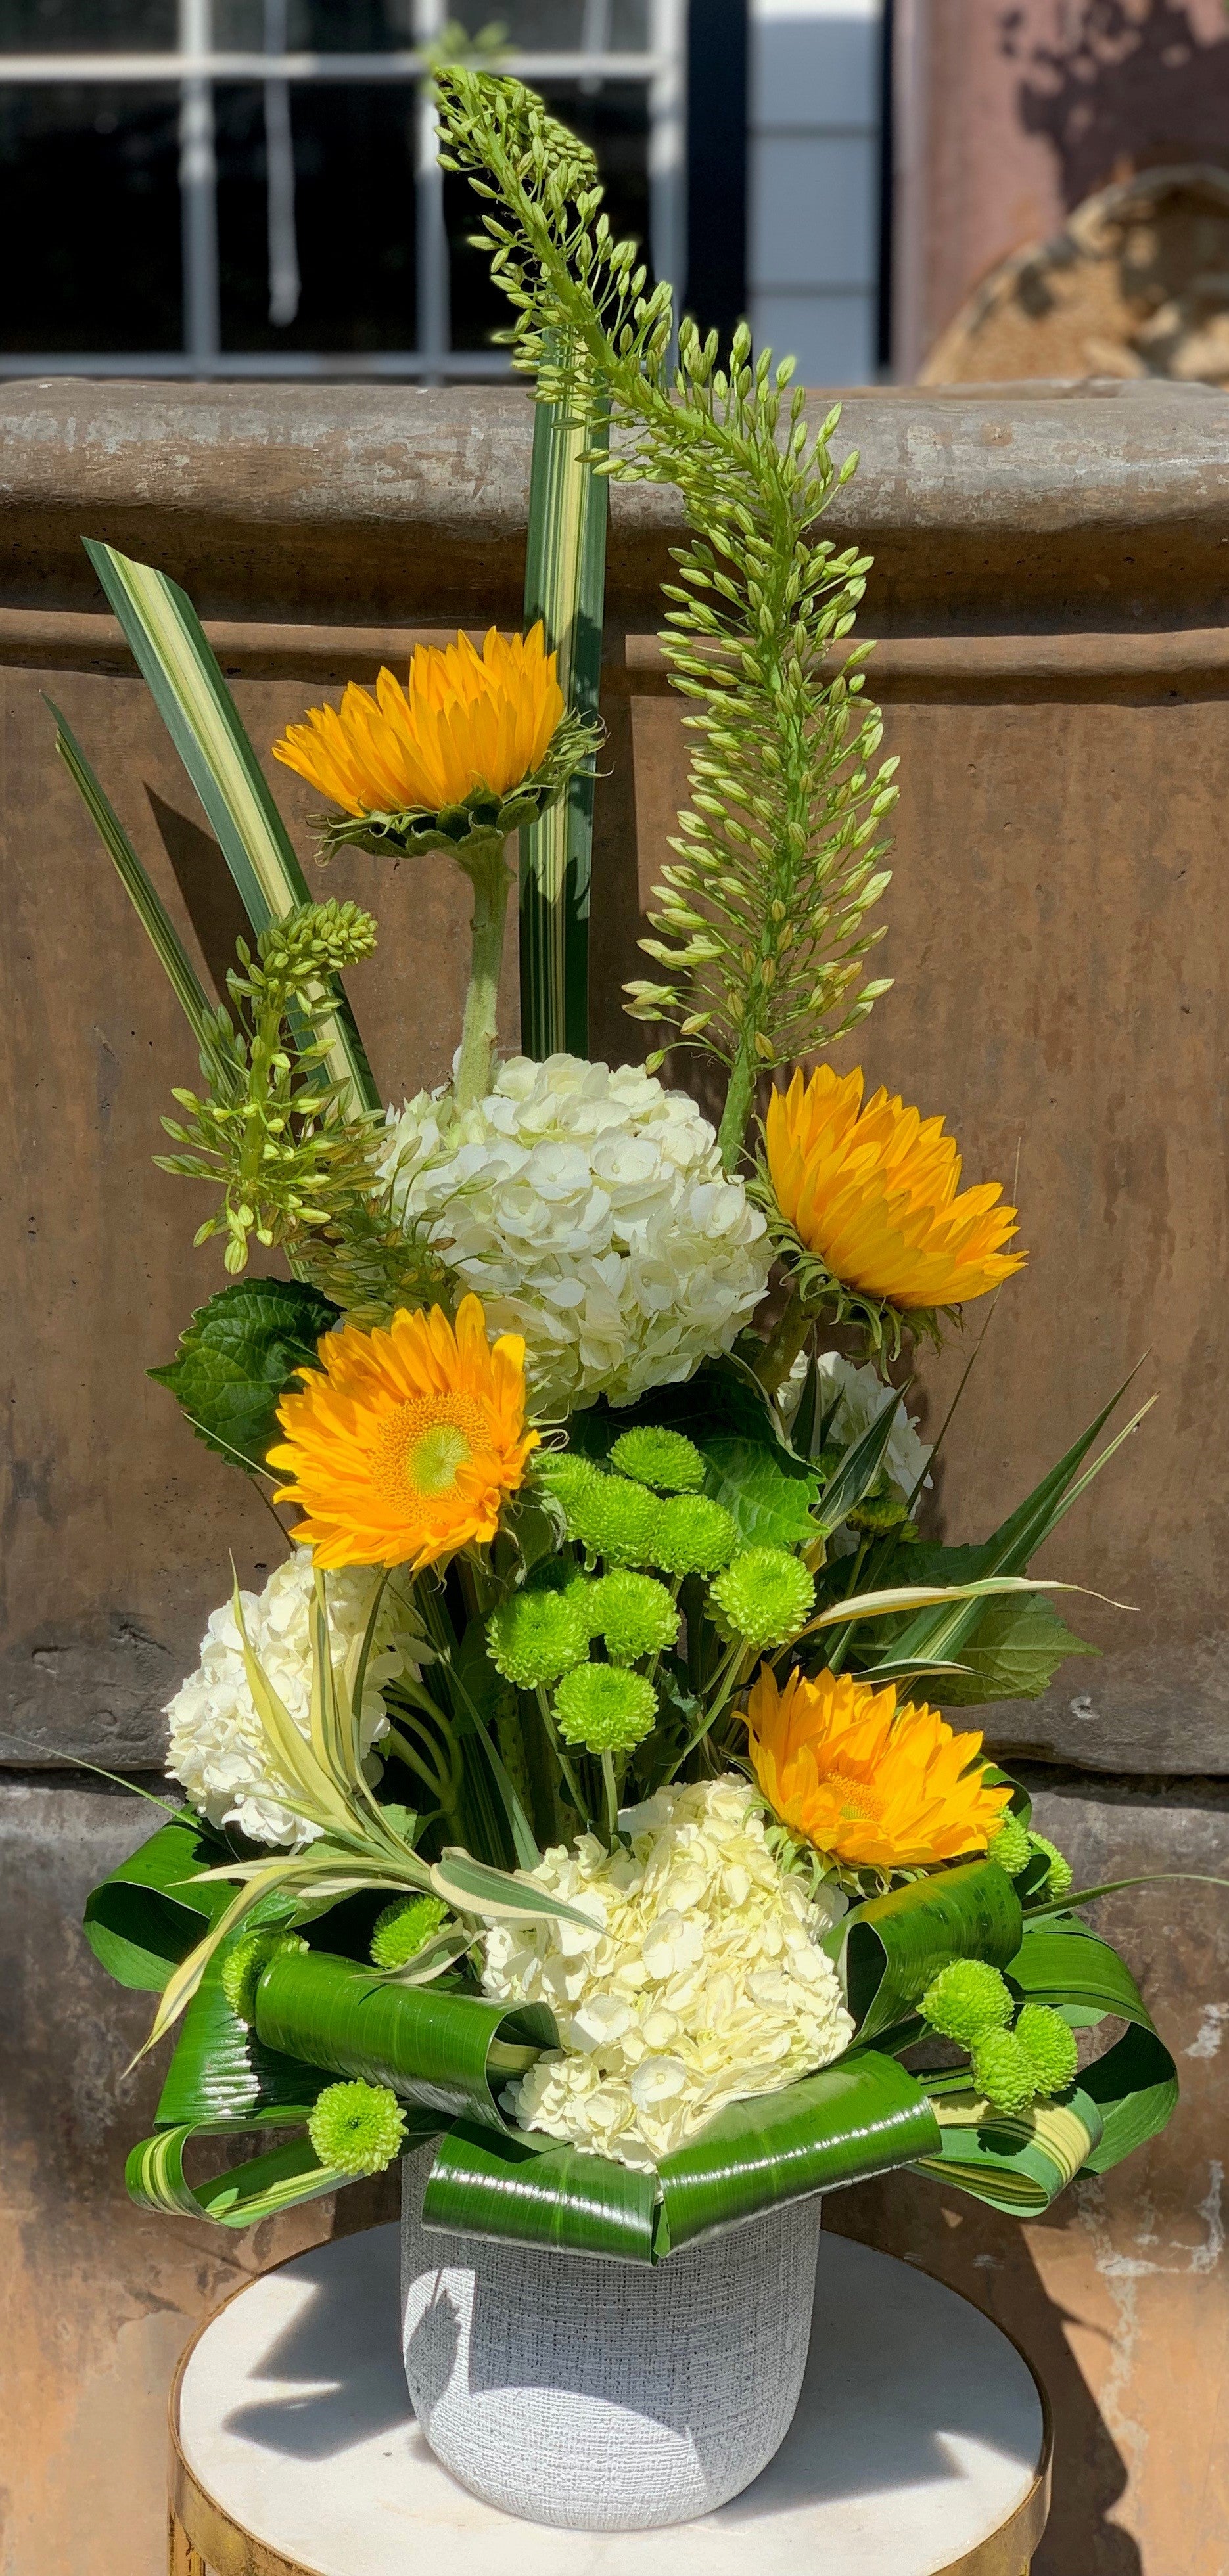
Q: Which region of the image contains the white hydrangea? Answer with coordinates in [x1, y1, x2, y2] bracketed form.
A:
[378, 1054, 770, 1412]
[782, 1348, 933, 1503]
[481, 1777, 853, 2172]
[165, 1547, 425, 1848]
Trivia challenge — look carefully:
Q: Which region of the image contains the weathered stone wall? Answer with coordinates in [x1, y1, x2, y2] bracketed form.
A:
[2, 377, 1228, 2574]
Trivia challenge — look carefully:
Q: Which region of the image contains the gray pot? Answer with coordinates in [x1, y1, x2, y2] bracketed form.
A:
[400, 2144, 822, 2531]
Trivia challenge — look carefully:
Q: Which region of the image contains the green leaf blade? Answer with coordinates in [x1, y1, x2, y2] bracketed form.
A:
[82, 1811, 233, 1992]
[657, 2052, 940, 2251]
[843, 1860, 1024, 2041]
[252, 1944, 557, 2127]
[423, 2119, 657, 2262]
[82, 539, 378, 1115]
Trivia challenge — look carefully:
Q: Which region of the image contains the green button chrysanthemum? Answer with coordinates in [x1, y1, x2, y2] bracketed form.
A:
[708, 1545, 815, 1648]
[608, 1427, 706, 1493]
[220, 1928, 307, 2027]
[581, 1476, 664, 1568]
[988, 1815, 1032, 1877]
[536, 1452, 606, 1545]
[307, 2079, 407, 2177]
[370, 1893, 450, 1970]
[969, 2029, 1038, 2117]
[589, 1570, 678, 1663]
[1027, 1833, 1073, 1899]
[555, 1662, 658, 1753]
[487, 1584, 591, 1687]
[846, 1480, 910, 1535]
[921, 1958, 1013, 2048]
[1013, 2002, 1078, 2098]
[651, 1495, 739, 1577]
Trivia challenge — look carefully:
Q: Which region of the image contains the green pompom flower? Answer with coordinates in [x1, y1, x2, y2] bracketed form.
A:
[970, 2029, 1038, 2117]
[487, 1585, 591, 1688]
[220, 1928, 307, 2027]
[555, 1662, 658, 1753]
[589, 1570, 678, 1663]
[1027, 1833, 1073, 1899]
[582, 1476, 663, 1568]
[1014, 2002, 1078, 2098]
[988, 1815, 1032, 1878]
[308, 2079, 407, 2177]
[371, 1893, 450, 1970]
[709, 1545, 815, 1649]
[536, 1453, 605, 1545]
[651, 1495, 739, 1577]
[609, 1428, 706, 1493]
[921, 1958, 1013, 2048]
[846, 1480, 910, 1535]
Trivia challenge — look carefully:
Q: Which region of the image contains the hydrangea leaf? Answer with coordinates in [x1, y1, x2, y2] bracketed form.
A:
[929, 1592, 1100, 1707]
[696, 1435, 819, 1547]
[150, 1276, 340, 1474]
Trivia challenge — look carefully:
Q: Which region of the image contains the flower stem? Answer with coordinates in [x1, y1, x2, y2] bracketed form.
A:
[455, 835, 515, 1113]
[717, 1041, 757, 1173]
[601, 1750, 620, 1848]
[754, 1282, 813, 1397]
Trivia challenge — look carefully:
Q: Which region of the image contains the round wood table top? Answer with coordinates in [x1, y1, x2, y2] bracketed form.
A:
[170, 2221, 1050, 2576]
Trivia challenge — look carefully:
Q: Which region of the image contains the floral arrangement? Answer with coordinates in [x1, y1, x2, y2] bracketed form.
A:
[70, 72, 1192, 2259]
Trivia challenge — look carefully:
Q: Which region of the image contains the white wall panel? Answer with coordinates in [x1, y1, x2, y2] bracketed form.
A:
[747, 0, 883, 385]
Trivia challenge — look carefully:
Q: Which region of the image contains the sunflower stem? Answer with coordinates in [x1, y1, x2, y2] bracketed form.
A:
[754, 1283, 813, 1399]
[455, 836, 515, 1113]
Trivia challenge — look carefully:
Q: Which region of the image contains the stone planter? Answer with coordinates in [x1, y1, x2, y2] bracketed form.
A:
[400, 2144, 822, 2529]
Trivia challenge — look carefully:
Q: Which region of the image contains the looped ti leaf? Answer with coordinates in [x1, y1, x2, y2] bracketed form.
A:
[252, 1944, 557, 2129]
[841, 1860, 1024, 2043]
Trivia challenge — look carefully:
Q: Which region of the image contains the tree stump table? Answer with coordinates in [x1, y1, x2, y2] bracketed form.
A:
[168, 2221, 1050, 2576]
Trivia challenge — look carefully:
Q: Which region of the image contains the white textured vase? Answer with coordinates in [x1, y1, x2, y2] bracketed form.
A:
[400, 2144, 822, 2531]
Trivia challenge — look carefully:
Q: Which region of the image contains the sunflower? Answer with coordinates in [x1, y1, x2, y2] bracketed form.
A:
[743, 1664, 1011, 1870]
[764, 1064, 1025, 1312]
[268, 1294, 538, 1572]
[272, 624, 564, 821]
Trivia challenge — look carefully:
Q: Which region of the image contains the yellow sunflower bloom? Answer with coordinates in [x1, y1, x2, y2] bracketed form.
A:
[744, 1663, 1011, 1870]
[268, 1294, 538, 1572]
[764, 1064, 1025, 1311]
[272, 623, 565, 820]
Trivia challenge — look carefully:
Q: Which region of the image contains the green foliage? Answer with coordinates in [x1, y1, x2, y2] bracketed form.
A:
[436, 70, 898, 1165]
[150, 1276, 340, 1472]
[843, 1861, 1023, 2041]
[220, 1928, 308, 2026]
[928, 1591, 1100, 1707]
[81, 1809, 231, 1992]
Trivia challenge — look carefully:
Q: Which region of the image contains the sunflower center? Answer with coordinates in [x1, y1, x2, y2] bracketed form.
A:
[371, 1395, 490, 1512]
[820, 1767, 886, 1827]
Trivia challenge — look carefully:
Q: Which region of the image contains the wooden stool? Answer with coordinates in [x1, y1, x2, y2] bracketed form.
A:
[168, 2221, 1050, 2576]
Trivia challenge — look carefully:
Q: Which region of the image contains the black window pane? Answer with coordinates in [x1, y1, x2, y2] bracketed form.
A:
[447, 76, 650, 353]
[451, 1, 649, 44]
[3, 0, 177, 47]
[214, 0, 415, 49]
[0, 83, 181, 351]
[216, 83, 416, 351]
